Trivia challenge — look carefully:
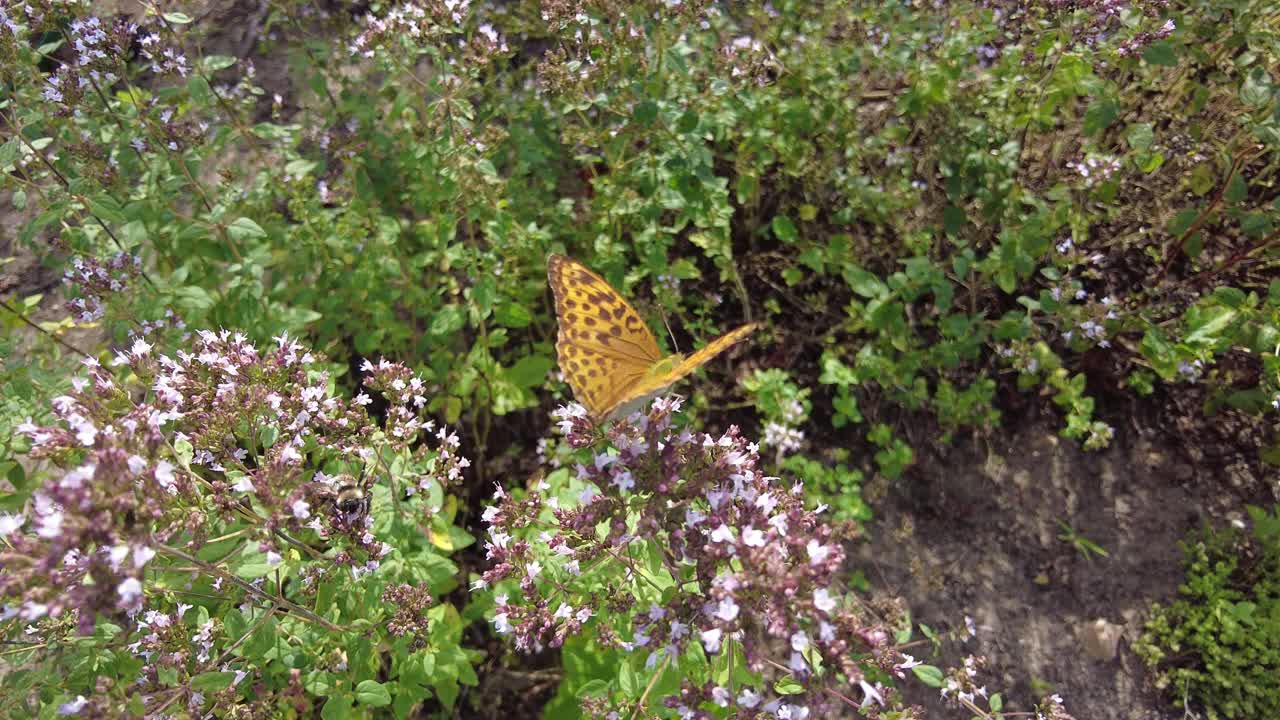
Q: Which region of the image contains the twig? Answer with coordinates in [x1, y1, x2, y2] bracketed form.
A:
[0, 299, 92, 359]
[627, 655, 671, 720]
[156, 544, 344, 632]
[1157, 150, 1257, 281]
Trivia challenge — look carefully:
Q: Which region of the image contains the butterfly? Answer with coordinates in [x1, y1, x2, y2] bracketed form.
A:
[547, 253, 759, 420]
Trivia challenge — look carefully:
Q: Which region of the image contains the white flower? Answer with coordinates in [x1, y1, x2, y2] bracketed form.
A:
[790, 630, 809, 652]
[132, 545, 156, 569]
[612, 470, 635, 493]
[0, 513, 24, 538]
[813, 587, 837, 613]
[755, 492, 778, 513]
[742, 526, 766, 547]
[714, 597, 739, 622]
[58, 696, 89, 715]
[860, 680, 885, 708]
[806, 539, 830, 564]
[700, 627, 723, 653]
[154, 460, 177, 493]
[117, 577, 144, 607]
[710, 524, 735, 543]
[894, 654, 923, 678]
[711, 686, 731, 706]
[493, 612, 512, 634]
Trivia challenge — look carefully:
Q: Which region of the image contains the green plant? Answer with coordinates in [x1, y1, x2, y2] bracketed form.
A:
[1057, 521, 1110, 561]
[1136, 506, 1280, 719]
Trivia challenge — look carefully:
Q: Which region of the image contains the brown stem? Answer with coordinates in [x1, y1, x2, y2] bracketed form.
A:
[1157, 150, 1257, 281]
[156, 544, 345, 632]
[0, 299, 92, 359]
[1190, 226, 1280, 288]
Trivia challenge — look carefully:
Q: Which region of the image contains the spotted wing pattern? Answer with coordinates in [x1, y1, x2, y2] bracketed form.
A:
[548, 254, 661, 417]
[547, 253, 758, 420]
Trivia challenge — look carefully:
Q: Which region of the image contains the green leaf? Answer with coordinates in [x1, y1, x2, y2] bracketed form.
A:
[912, 664, 945, 687]
[842, 266, 887, 299]
[88, 195, 126, 225]
[1261, 440, 1280, 467]
[633, 101, 659, 126]
[990, 693, 1003, 712]
[320, 695, 354, 720]
[618, 659, 640, 697]
[1142, 41, 1178, 67]
[163, 12, 194, 24]
[1240, 68, 1274, 109]
[284, 159, 317, 179]
[0, 138, 19, 170]
[773, 676, 805, 695]
[430, 304, 466, 336]
[1083, 98, 1118, 135]
[508, 354, 554, 388]
[227, 217, 268, 242]
[1126, 122, 1155, 152]
[174, 286, 215, 314]
[1225, 173, 1248, 204]
[1137, 151, 1165, 173]
[1185, 307, 1238, 345]
[188, 74, 212, 104]
[494, 302, 532, 328]
[676, 110, 699, 134]
[203, 55, 237, 71]
[355, 680, 392, 707]
[575, 679, 609, 699]
[771, 215, 799, 243]
[190, 672, 235, 692]
[435, 677, 460, 709]
[942, 205, 967, 235]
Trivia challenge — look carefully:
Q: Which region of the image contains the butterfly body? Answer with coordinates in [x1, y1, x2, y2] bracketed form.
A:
[547, 254, 757, 420]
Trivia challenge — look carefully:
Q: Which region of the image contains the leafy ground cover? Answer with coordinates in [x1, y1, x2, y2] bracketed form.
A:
[1, 0, 1278, 718]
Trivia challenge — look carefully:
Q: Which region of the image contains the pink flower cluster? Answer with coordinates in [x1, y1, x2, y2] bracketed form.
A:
[479, 397, 910, 716]
[62, 252, 142, 322]
[3, 329, 456, 635]
[347, 0, 473, 58]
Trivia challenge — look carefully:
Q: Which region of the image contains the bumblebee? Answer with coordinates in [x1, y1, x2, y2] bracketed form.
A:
[328, 467, 373, 522]
[335, 478, 369, 516]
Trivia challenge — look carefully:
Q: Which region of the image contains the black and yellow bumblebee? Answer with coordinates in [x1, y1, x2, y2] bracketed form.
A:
[327, 466, 373, 523]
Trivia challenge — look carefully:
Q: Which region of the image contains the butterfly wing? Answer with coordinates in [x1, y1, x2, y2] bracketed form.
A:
[548, 254, 663, 417]
[599, 322, 760, 419]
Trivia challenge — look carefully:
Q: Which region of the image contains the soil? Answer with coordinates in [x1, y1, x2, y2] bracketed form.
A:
[856, 385, 1277, 719]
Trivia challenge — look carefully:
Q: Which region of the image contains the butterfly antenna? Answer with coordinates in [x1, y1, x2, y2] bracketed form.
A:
[658, 304, 680, 353]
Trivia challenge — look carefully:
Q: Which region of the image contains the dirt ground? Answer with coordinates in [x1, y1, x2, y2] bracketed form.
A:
[860, 395, 1275, 719]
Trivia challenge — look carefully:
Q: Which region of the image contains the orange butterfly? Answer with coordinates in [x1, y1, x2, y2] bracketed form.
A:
[547, 254, 758, 420]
